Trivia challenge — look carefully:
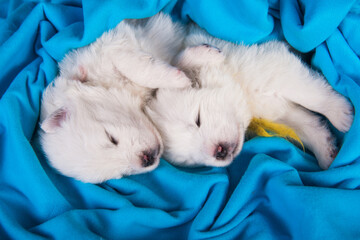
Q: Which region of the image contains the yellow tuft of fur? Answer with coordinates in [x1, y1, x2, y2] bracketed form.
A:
[248, 118, 305, 150]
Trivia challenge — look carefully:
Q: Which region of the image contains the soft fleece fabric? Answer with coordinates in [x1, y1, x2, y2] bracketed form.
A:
[1, 0, 360, 239]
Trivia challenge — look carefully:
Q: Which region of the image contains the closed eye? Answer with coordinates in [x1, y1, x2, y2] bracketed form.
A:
[195, 109, 201, 127]
[105, 130, 118, 146]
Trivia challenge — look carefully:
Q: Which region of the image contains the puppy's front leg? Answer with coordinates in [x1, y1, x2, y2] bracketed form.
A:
[277, 104, 338, 170]
[112, 50, 191, 89]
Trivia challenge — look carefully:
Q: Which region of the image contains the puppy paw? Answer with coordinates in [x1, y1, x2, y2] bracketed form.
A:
[334, 103, 353, 133]
[188, 44, 224, 62]
[327, 96, 354, 132]
[316, 135, 338, 170]
[165, 67, 192, 89]
[177, 44, 225, 68]
[200, 44, 222, 53]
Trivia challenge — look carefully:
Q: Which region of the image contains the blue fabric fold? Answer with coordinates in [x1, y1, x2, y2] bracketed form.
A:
[1, 0, 359, 239]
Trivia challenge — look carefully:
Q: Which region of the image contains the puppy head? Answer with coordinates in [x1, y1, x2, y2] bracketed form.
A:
[147, 44, 252, 167]
[40, 81, 162, 183]
[147, 85, 251, 167]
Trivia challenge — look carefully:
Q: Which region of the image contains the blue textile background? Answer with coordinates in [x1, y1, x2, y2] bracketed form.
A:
[1, 0, 360, 239]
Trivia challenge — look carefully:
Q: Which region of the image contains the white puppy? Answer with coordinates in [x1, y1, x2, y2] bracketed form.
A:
[147, 25, 354, 170]
[40, 13, 191, 183]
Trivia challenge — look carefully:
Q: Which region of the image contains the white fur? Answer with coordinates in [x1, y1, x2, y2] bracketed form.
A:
[40, 13, 191, 183]
[148, 25, 354, 169]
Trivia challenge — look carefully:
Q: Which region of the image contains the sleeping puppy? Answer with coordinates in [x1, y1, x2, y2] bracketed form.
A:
[147, 24, 354, 170]
[39, 13, 191, 183]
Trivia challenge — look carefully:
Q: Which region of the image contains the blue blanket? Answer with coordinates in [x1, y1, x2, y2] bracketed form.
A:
[1, 0, 360, 239]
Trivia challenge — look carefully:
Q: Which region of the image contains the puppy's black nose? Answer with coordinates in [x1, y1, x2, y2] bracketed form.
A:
[141, 146, 160, 167]
[215, 144, 228, 160]
[141, 152, 155, 167]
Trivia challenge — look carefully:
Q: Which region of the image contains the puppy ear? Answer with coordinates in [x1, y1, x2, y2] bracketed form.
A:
[73, 65, 87, 83]
[41, 108, 69, 133]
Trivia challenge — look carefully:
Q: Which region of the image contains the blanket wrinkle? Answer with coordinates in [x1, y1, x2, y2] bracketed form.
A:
[1, 0, 360, 239]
